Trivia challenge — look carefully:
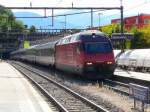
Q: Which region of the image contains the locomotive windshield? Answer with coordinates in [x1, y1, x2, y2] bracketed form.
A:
[84, 42, 112, 54]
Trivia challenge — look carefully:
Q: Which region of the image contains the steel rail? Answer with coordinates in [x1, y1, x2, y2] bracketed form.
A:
[11, 63, 68, 112]
[103, 79, 129, 96]
[105, 79, 129, 88]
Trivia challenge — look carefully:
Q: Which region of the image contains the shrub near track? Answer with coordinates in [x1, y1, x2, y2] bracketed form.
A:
[101, 23, 150, 49]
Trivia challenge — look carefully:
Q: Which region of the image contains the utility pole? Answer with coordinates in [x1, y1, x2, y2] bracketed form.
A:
[91, 9, 93, 28]
[72, 2, 73, 8]
[52, 9, 54, 27]
[30, 2, 32, 7]
[120, 0, 125, 50]
[64, 15, 67, 32]
[98, 13, 103, 27]
[120, 0, 124, 34]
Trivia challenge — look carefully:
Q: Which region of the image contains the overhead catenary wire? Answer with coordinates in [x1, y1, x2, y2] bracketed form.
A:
[102, 1, 150, 20]
[13, 9, 106, 18]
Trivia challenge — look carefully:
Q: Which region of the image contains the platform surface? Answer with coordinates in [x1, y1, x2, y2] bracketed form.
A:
[0, 61, 53, 112]
[114, 68, 150, 81]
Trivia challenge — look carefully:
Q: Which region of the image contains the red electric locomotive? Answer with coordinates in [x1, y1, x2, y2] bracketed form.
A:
[55, 30, 115, 78]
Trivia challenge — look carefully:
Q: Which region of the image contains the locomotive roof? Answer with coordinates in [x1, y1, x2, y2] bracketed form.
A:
[79, 30, 105, 36]
[57, 30, 109, 45]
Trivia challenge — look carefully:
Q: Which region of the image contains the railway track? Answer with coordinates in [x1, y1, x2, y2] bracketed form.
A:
[10, 61, 109, 112]
[102, 79, 130, 96]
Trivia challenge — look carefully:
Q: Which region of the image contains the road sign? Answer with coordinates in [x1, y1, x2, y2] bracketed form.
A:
[129, 83, 149, 103]
[129, 83, 149, 112]
[111, 33, 134, 40]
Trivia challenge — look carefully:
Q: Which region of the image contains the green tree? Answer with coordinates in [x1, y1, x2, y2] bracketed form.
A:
[100, 24, 121, 37]
[130, 25, 150, 49]
[0, 5, 25, 32]
[29, 25, 36, 33]
[130, 27, 143, 48]
[12, 20, 25, 32]
[140, 24, 150, 48]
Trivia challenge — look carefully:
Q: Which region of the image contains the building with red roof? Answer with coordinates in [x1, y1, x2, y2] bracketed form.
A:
[111, 14, 150, 30]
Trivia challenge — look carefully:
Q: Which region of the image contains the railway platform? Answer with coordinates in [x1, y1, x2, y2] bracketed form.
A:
[0, 61, 53, 112]
[114, 68, 150, 82]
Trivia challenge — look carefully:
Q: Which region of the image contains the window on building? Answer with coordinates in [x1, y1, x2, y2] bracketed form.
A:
[135, 18, 139, 24]
[144, 19, 150, 24]
[116, 20, 121, 24]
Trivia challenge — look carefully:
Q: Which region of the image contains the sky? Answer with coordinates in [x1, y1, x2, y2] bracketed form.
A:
[1, 0, 150, 28]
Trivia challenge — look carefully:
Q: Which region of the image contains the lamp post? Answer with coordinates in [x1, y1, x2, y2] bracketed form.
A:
[91, 9, 93, 28]
[60, 21, 65, 29]
[60, 15, 67, 32]
[120, 0, 125, 50]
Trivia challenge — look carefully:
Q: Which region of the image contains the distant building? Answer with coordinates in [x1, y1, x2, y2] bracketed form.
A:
[111, 14, 150, 30]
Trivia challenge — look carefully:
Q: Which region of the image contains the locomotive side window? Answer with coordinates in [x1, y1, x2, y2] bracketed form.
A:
[70, 35, 76, 42]
[61, 39, 66, 44]
[64, 38, 70, 44]
[76, 43, 84, 54]
[67, 37, 71, 43]
[70, 34, 79, 43]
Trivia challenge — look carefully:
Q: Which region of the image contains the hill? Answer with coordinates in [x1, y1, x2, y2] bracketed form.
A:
[14, 11, 122, 29]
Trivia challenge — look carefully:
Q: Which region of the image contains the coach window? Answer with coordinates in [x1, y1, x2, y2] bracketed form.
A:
[43, 49, 49, 56]
[57, 39, 62, 45]
[41, 49, 44, 56]
[39, 49, 42, 56]
[45, 49, 49, 56]
[49, 48, 53, 56]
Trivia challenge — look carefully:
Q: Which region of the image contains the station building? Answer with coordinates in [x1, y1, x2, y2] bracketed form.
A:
[111, 14, 150, 30]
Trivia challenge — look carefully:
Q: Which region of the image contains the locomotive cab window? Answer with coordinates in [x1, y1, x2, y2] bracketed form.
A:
[84, 42, 112, 54]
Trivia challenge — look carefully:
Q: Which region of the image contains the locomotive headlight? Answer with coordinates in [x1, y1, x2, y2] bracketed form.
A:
[107, 61, 112, 64]
[86, 62, 93, 65]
